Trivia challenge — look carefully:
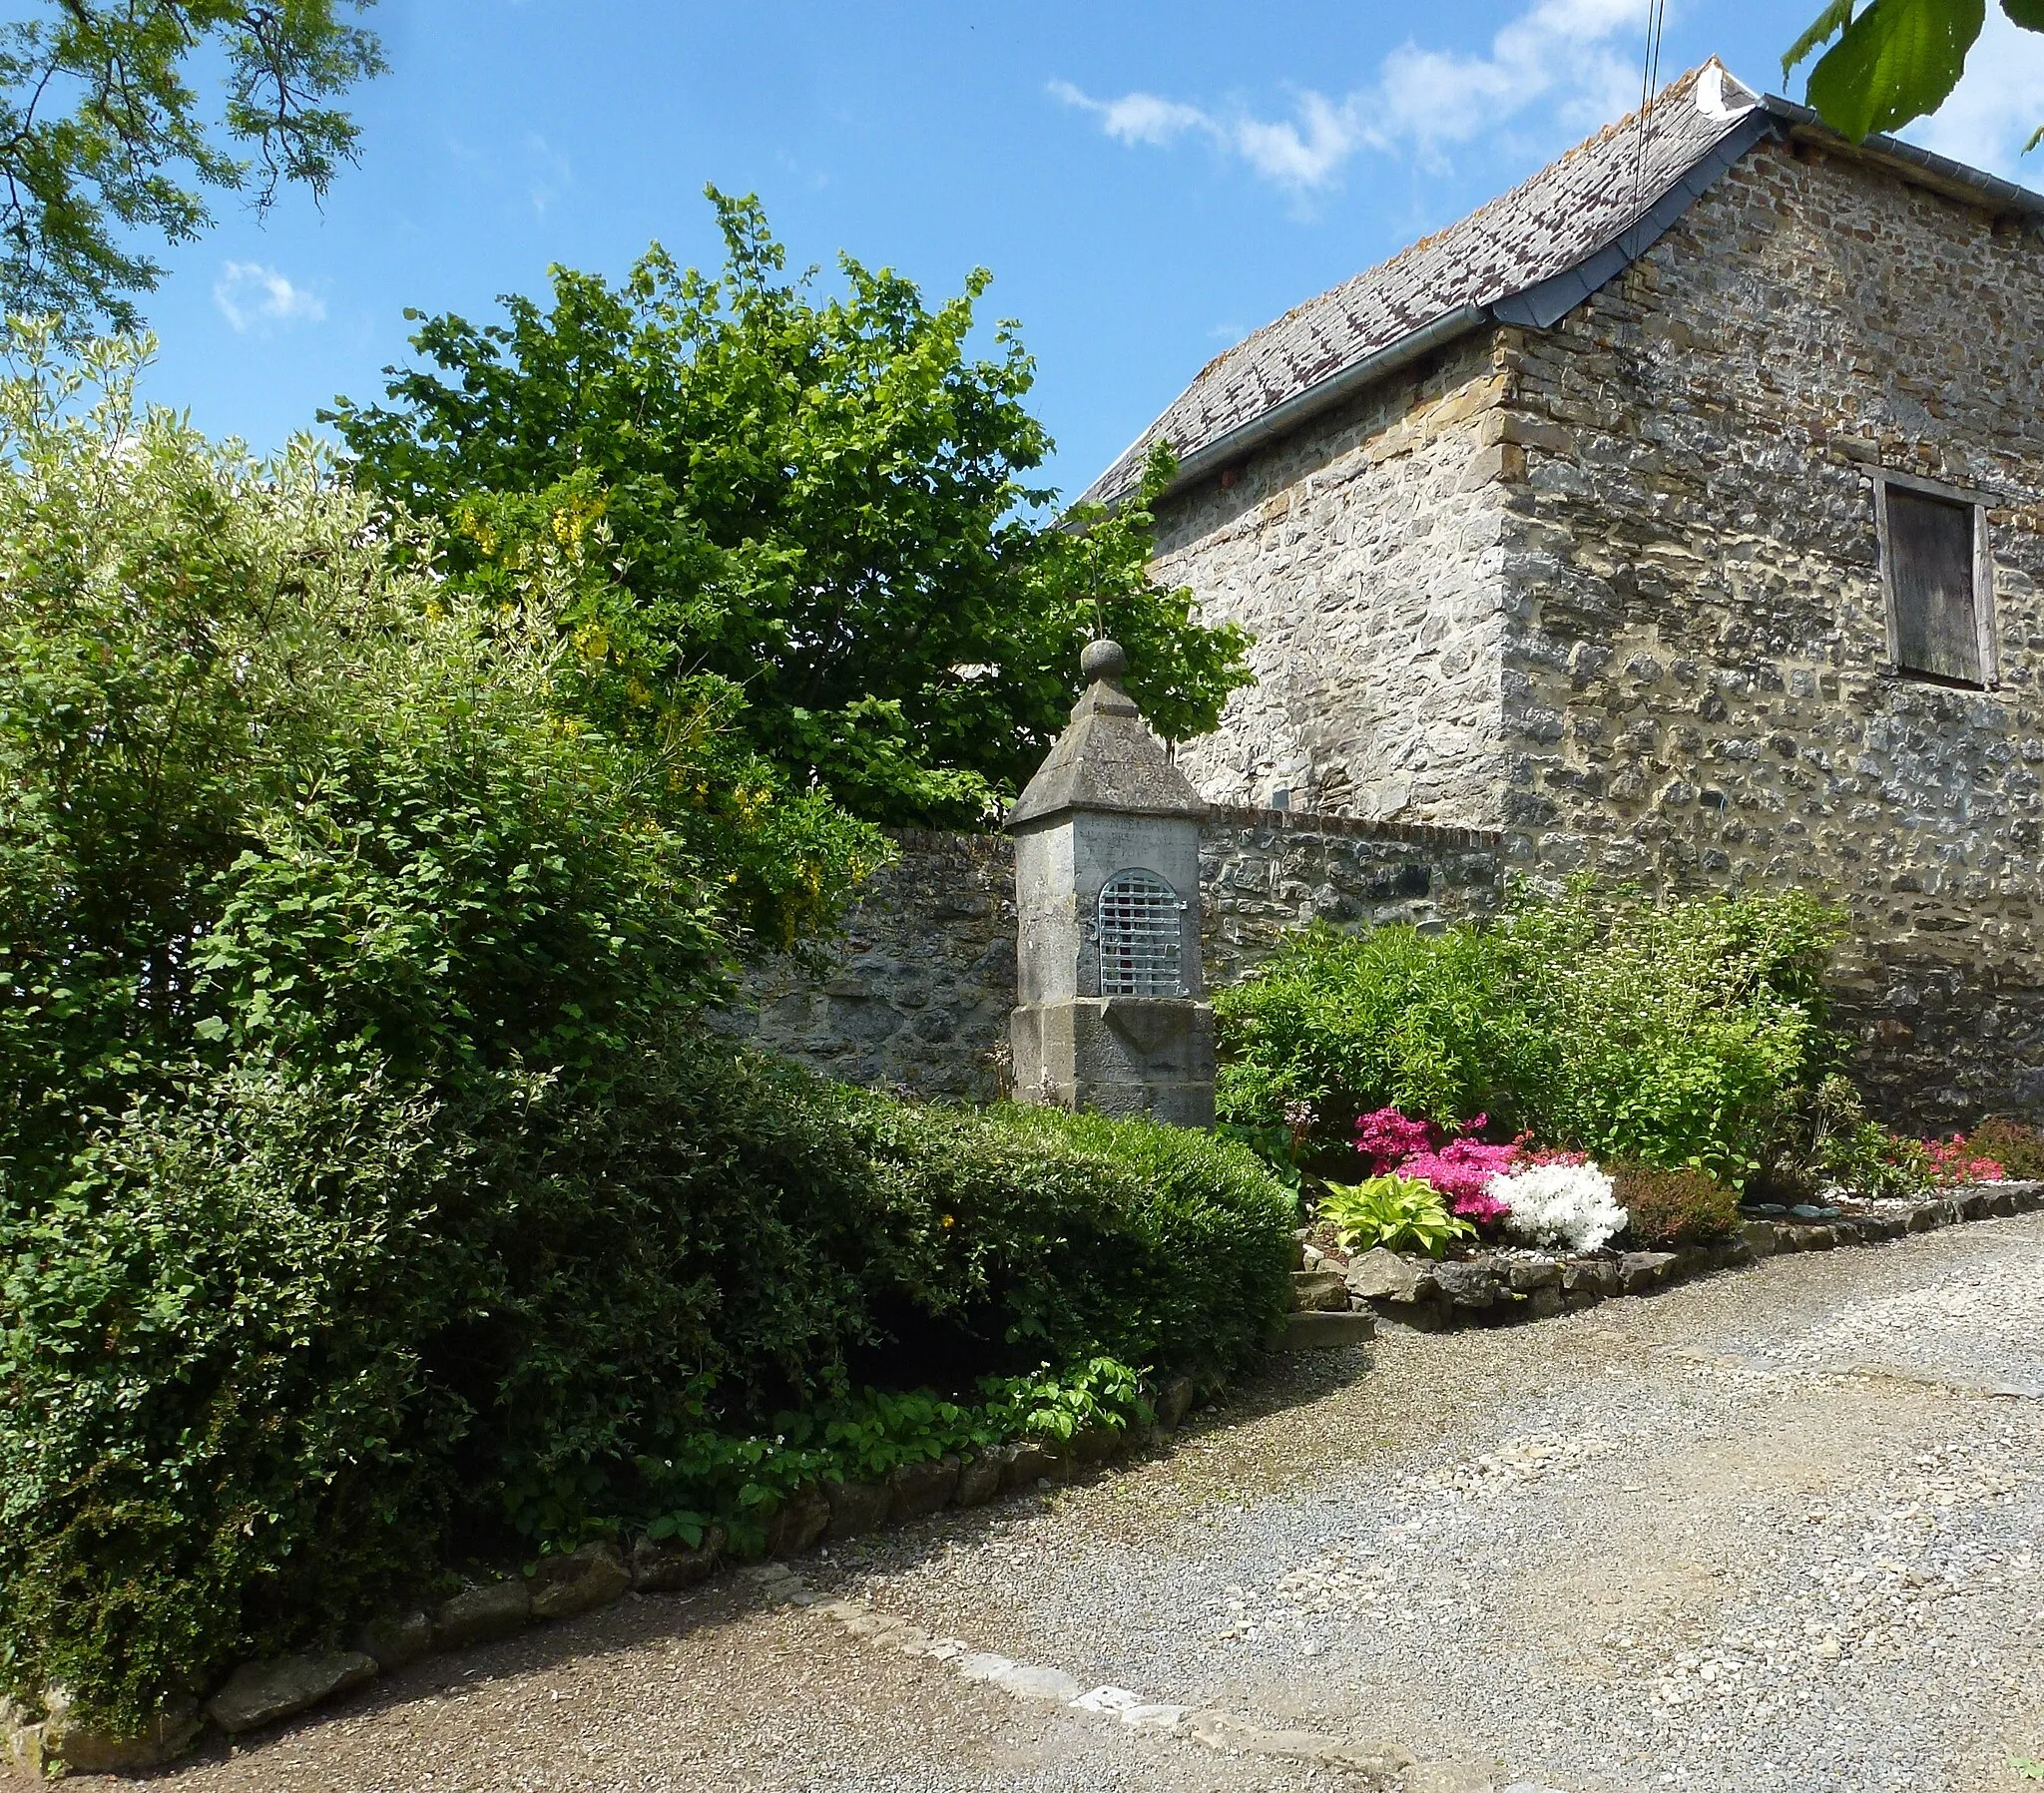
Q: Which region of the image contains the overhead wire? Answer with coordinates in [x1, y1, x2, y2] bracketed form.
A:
[1630, 0, 1670, 216]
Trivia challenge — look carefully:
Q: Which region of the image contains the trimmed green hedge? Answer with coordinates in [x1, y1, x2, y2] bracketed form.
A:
[0, 1033, 1293, 1733]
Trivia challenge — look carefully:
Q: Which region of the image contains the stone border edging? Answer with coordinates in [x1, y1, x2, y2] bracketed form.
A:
[1341, 1180, 2044, 1333]
[2, 1379, 1211, 1779]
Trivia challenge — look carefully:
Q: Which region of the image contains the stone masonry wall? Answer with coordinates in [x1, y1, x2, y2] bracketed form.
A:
[1144, 130, 2044, 1125]
[722, 813, 1502, 1100]
[1485, 133, 2044, 1124]
[1150, 331, 1516, 825]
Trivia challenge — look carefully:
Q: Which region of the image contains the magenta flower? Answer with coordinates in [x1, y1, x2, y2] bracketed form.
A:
[1354, 1107, 1518, 1222]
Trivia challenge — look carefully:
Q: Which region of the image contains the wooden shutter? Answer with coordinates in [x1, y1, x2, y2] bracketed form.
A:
[1886, 489, 1980, 683]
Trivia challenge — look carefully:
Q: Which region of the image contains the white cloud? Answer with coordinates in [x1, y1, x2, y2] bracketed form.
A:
[1052, 0, 1650, 194]
[1905, 8, 2044, 180]
[1047, 80, 1207, 148]
[526, 134, 573, 215]
[213, 261, 325, 333]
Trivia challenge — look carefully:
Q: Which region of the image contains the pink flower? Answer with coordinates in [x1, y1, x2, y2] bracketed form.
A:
[1923, 1134, 2004, 1185]
[1354, 1107, 1435, 1173]
[1399, 1138, 1519, 1221]
[1355, 1106, 1601, 1226]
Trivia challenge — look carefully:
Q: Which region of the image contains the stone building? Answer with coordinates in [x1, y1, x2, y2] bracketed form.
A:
[1080, 62, 2044, 1123]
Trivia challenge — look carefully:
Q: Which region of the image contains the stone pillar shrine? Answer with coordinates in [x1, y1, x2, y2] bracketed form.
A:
[1006, 639, 1215, 1127]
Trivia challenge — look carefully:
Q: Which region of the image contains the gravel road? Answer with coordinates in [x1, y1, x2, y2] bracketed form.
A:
[121, 1209, 2044, 1793]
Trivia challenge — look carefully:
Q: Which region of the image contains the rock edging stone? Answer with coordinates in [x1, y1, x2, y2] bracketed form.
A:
[1349, 1180, 2043, 1333]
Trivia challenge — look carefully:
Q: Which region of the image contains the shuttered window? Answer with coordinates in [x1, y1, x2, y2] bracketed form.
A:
[1883, 486, 1985, 684]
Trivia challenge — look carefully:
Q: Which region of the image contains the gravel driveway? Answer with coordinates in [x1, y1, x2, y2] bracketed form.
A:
[120, 1210, 2044, 1793]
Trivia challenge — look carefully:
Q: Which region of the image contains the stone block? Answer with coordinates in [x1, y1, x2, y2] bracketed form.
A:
[1290, 1268, 1350, 1311]
[953, 1450, 1007, 1508]
[1002, 1438, 1069, 1491]
[887, 1457, 960, 1520]
[825, 1478, 893, 1540]
[630, 1527, 725, 1592]
[25, 1691, 203, 1775]
[1155, 1375, 1196, 1430]
[1620, 1250, 1680, 1293]
[1433, 1260, 1499, 1309]
[1282, 1309, 1378, 1348]
[765, 1487, 831, 1558]
[527, 1542, 631, 1620]
[1010, 998, 1216, 1127]
[433, 1578, 531, 1651]
[1071, 1424, 1125, 1467]
[1505, 1257, 1562, 1291]
[1345, 1247, 1435, 1302]
[350, 1609, 432, 1670]
[207, 1651, 377, 1734]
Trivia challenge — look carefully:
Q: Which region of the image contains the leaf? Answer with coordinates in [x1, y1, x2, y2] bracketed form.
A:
[1804, 0, 1985, 141]
[2004, 0, 2044, 26]
[1785, 0, 1861, 74]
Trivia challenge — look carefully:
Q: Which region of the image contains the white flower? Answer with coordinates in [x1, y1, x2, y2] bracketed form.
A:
[1490, 1162, 1626, 1253]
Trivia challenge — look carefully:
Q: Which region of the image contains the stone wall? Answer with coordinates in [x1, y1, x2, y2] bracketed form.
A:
[1487, 134, 2044, 1123]
[1199, 806, 1502, 986]
[1149, 331, 1514, 825]
[721, 812, 1502, 1100]
[722, 829, 1017, 1101]
[1147, 129, 2044, 1125]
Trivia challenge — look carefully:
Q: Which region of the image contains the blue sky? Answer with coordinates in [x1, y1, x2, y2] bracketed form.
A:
[139, 0, 2044, 502]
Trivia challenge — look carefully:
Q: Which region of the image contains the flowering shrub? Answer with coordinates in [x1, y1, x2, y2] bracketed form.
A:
[1354, 1107, 1433, 1167]
[1493, 1162, 1627, 1253]
[1611, 1164, 1742, 1248]
[1353, 1107, 1512, 1223]
[1964, 1117, 2044, 1179]
[1923, 1135, 2006, 1185]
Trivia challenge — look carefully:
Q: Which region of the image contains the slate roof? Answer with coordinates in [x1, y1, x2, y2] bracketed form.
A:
[1080, 62, 1777, 509]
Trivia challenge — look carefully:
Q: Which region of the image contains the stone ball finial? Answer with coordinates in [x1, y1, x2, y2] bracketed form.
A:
[1080, 638, 1127, 684]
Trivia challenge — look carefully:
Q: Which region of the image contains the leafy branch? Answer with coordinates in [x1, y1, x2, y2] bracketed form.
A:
[0, 1, 384, 329]
[1785, 0, 2042, 150]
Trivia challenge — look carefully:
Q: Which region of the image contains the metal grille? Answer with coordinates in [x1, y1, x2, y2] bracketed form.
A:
[1097, 870, 1185, 997]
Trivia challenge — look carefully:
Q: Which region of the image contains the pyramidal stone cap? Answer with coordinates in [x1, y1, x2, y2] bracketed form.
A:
[1005, 639, 1209, 830]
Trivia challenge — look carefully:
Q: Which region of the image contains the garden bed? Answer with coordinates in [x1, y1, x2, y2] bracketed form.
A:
[1289, 1180, 2044, 1333]
[1, 1382, 1209, 1779]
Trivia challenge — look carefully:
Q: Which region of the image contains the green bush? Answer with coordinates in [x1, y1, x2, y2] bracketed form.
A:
[0, 335, 1295, 1736]
[1612, 1164, 1742, 1249]
[1319, 1174, 1471, 1257]
[0, 1034, 1293, 1732]
[0, 328, 882, 1180]
[1777, 1075, 1932, 1200]
[1215, 880, 1843, 1185]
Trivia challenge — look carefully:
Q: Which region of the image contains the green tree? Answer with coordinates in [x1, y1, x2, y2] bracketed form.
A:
[1786, 0, 2043, 147]
[0, 1, 383, 328]
[0, 322, 881, 1168]
[326, 190, 1252, 827]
